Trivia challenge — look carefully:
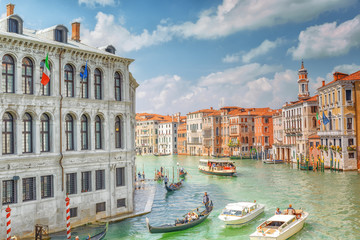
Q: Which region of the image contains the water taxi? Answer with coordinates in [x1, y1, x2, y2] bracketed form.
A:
[218, 202, 265, 226]
[198, 159, 236, 176]
[249, 210, 309, 240]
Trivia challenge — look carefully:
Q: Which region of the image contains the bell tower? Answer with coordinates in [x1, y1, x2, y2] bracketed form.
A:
[298, 60, 310, 100]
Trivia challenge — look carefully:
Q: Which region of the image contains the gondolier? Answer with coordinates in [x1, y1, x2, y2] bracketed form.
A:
[203, 192, 210, 211]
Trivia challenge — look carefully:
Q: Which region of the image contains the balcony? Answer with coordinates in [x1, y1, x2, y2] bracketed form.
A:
[346, 100, 353, 107]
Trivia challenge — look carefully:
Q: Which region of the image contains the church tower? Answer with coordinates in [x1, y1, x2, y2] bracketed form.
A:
[298, 60, 310, 100]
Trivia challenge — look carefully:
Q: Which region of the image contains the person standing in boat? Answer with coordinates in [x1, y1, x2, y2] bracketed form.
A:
[164, 175, 168, 185]
[287, 204, 295, 215]
[203, 192, 210, 211]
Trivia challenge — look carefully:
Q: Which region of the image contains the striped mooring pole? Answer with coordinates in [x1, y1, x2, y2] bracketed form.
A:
[65, 195, 71, 239]
[5, 205, 11, 240]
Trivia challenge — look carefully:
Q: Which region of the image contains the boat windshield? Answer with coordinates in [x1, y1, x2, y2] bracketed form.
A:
[222, 209, 242, 216]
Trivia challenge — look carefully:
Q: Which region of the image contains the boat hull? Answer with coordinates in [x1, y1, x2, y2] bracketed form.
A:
[219, 205, 265, 225]
[199, 169, 235, 176]
[147, 207, 213, 233]
[250, 212, 308, 240]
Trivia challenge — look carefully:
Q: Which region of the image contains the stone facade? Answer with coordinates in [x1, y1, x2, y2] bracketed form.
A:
[0, 5, 137, 238]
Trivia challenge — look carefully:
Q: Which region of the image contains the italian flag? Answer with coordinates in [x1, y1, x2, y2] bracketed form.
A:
[41, 53, 50, 86]
[316, 112, 320, 125]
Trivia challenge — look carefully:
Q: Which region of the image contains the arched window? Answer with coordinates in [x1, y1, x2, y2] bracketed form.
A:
[80, 66, 89, 98]
[242, 137, 244, 143]
[2, 113, 14, 154]
[115, 116, 122, 148]
[245, 137, 248, 144]
[115, 72, 122, 101]
[40, 114, 50, 152]
[2, 55, 15, 93]
[22, 57, 33, 94]
[23, 113, 33, 153]
[65, 114, 74, 150]
[95, 115, 102, 149]
[64, 64, 74, 97]
[216, 127, 219, 136]
[81, 115, 89, 150]
[40, 60, 51, 96]
[94, 69, 102, 99]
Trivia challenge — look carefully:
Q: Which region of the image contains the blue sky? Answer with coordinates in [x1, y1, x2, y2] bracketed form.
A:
[3, 0, 360, 115]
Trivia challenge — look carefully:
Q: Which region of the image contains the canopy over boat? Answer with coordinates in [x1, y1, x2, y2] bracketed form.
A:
[200, 159, 234, 164]
[223, 202, 257, 211]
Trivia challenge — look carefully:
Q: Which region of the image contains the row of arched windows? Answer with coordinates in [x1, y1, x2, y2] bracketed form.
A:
[2, 54, 123, 101]
[2, 112, 124, 155]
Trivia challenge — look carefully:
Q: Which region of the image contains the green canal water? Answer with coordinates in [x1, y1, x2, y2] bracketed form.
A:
[56, 155, 360, 239]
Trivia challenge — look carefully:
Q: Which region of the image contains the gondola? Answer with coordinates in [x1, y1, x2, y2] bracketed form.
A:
[165, 180, 183, 192]
[146, 203, 213, 233]
[87, 223, 108, 240]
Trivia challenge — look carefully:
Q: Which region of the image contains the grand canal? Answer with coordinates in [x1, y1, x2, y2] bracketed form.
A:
[58, 155, 360, 239]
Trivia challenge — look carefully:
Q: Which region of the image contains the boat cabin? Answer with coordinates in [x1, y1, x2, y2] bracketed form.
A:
[221, 202, 258, 217]
[258, 215, 296, 233]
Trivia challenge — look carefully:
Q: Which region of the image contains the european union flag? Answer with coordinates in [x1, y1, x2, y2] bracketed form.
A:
[323, 112, 329, 125]
[80, 61, 88, 79]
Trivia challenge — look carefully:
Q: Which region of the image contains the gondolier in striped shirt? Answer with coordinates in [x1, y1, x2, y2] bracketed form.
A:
[203, 192, 210, 211]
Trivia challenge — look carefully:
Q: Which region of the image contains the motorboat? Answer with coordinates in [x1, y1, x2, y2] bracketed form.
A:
[198, 159, 236, 176]
[263, 159, 284, 164]
[218, 202, 265, 226]
[249, 210, 309, 240]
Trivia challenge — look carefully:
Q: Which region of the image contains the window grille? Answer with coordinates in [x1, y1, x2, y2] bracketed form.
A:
[96, 202, 106, 213]
[81, 171, 92, 192]
[23, 177, 36, 202]
[70, 207, 77, 218]
[66, 173, 77, 195]
[2, 180, 17, 204]
[117, 198, 126, 208]
[95, 170, 105, 190]
[116, 168, 125, 187]
[41, 175, 53, 199]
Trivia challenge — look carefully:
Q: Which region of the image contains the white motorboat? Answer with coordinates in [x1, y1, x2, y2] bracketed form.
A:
[249, 210, 309, 240]
[262, 159, 284, 164]
[218, 202, 265, 226]
[198, 159, 236, 176]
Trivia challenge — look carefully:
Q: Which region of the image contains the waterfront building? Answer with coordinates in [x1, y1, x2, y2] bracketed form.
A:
[254, 110, 276, 158]
[317, 71, 360, 170]
[135, 113, 169, 155]
[177, 117, 187, 155]
[0, 4, 138, 237]
[272, 110, 283, 159]
[186, 108, 215, 155]
[275, 62, 318, 163]
[158, 114, 180, 155]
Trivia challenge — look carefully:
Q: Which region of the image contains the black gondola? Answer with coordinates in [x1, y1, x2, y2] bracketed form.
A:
[85, 223, 108, 240]
[146, 203, 213, 233]
[165, 180, 183, 192]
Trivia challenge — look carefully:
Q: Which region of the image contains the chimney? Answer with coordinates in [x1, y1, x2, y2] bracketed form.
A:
[210, 107, 213, 110]
[71, 22, 81, 42]
[6, 3, 15, 16]
[333, 72, 349, 81]
[322, 80, 325, 87]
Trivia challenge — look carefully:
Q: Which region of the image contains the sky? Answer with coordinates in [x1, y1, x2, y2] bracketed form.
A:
[3, 0, 360, 115]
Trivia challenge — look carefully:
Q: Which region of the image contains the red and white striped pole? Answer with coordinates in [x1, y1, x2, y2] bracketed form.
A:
[5, 205, 11, 240]
[65, 195, 71, 239]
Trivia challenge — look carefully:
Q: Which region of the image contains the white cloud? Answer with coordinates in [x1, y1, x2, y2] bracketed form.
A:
[332, 64, 360, 75]
[78, 0, 115, 7]
[242, 39, 282, 63]
[199, 63, 281, 86]
[71, 17, 84, 23]
[222, 54, 240, 63]
[136, 64, 301, 114]
[171, 0, 354, 39]
[289, 15, 360, 59]
[82, 12, 173, 53]
[82, 0, 355, 53]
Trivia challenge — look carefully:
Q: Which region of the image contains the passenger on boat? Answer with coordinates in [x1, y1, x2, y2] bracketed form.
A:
[203, 192, 210, 211]
[138, 172, 141, 179]
[287, 204, 295, 215]
[275, 208, 282, 215]
[142, 171, 145, 179]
